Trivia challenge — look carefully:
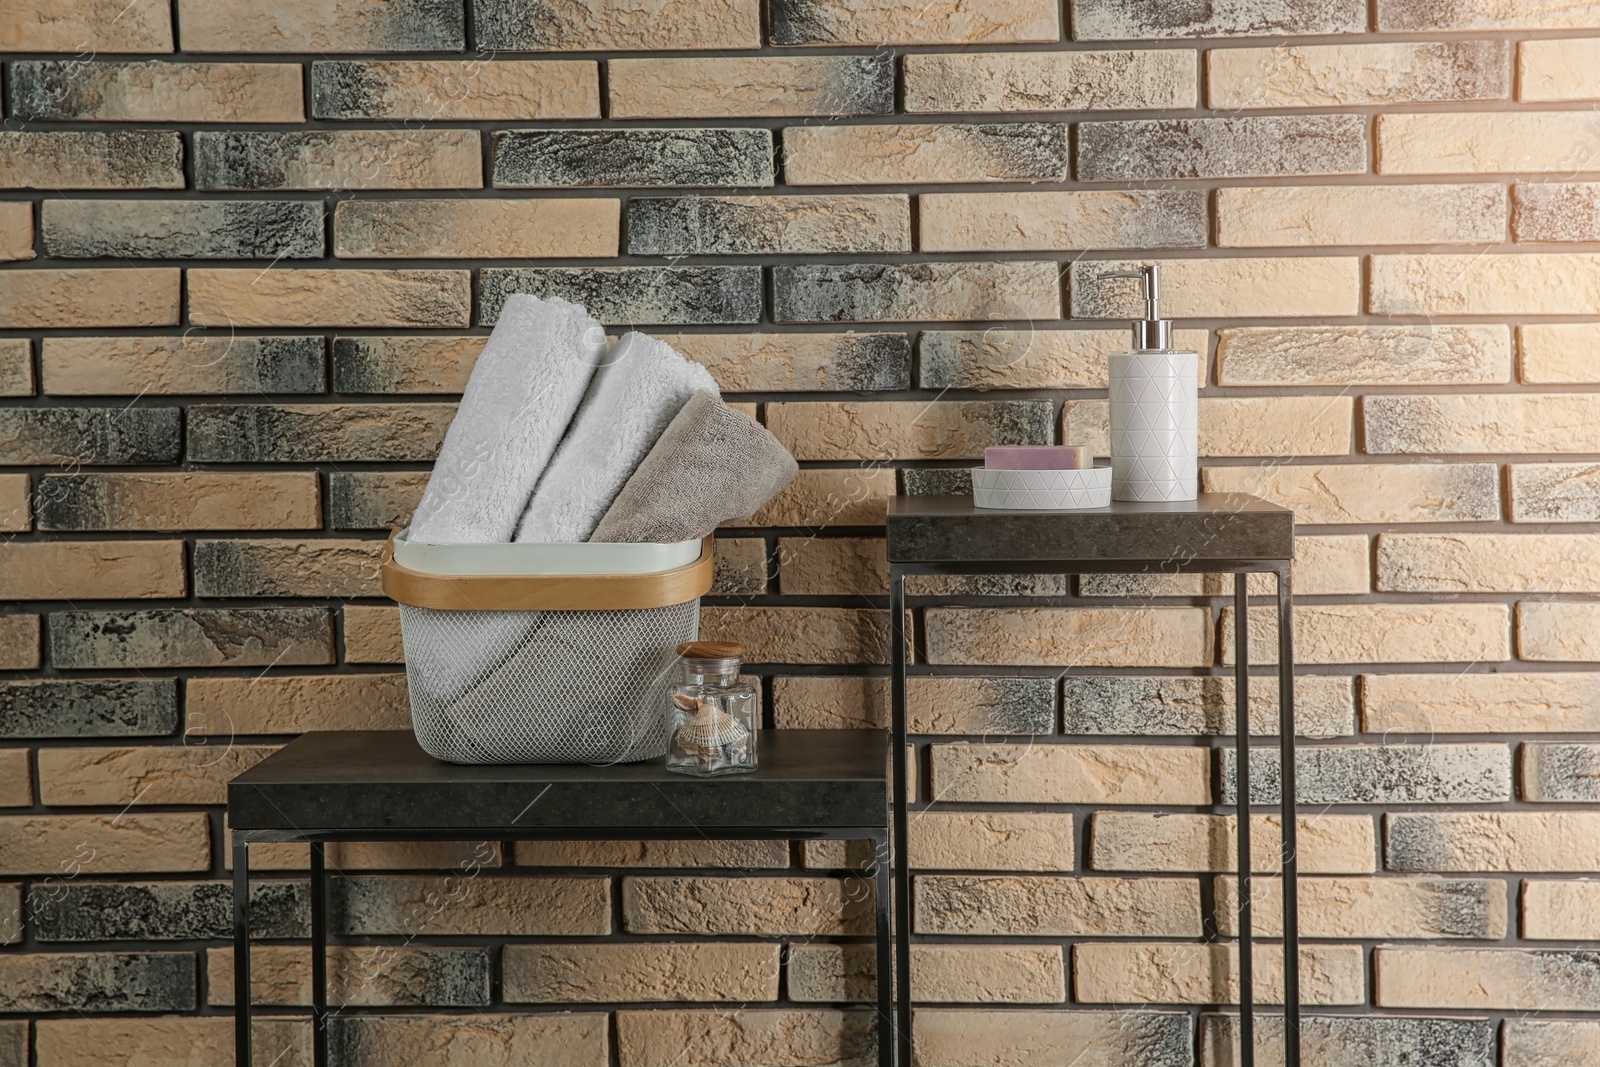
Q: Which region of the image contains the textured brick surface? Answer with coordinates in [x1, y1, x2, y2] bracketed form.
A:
[38, 472, 321, 530]
[0, 268, 179, 328]
[615, 1009, 872, 1067]
[630, 195, 907, 256]
[179, 0, 464, 51]
[1386, 812, 1600, 871]
[1217, 184, 1505, 246]
[1074, 0, 1363, 38]
[0, 678, 176, 739]
[49, 608, 334, 670]
[209, 944, 489, 1007]
[930, 742, 1209, 805]
[916, 875, 1199, 936]
[1201, 1014, 1495, 1067]
[1091, 812, 1377, 874]
[0, 952, 195, 1012]
[1071, 256, 1359, 318]
[0, 0, 173, 51]
[1215, 325, 1510, 385]
[1216, 875, 1506, 939]
[0, 131, 183, 189]
[1075, 942, 1365, 1006]
[493, 128, 773, 188]
[920, 327, 1207, 389]
[1203, 462, 1500, 524]
[789, 943, 1065, 1003]
[1221, 743, 1512, 805]
[194, 130, 481, 190]
[42, 336, 325, 394]
[476, 0, 759, 51]
[313, 59, 599, 120]
[190, 269, 471, 328]
[1519, 38, 1600, 101]
[1078, 116, 1366, 181]
[1063, 675, 1354, 737]
[921, 189, 1205, 252]
[905, 50, 1196, 112]
[770, 0, 1058, 44]
[1208, 41, 1509, 108]
[334, 199, 617, 259]
[1377, 112, 1600, 173]
[785, 123, 1068, 184]
[188, 404, 452, 462]
[915, 1011, 1192, 1067]
[0, 814, 209, 875]
[11, 61, 304, 122]
[481, 266, 762, 325]
[612, 56, 892, 118]
[774, 261, 1061, 322]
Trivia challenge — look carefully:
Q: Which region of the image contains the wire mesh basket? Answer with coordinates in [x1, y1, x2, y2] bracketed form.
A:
[380, 531, 715, 765]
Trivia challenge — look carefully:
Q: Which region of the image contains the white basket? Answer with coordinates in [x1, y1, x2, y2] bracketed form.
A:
[381, 531, 715, 765]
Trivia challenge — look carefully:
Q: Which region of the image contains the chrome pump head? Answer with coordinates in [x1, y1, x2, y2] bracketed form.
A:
[1097, 264, 1172, 351]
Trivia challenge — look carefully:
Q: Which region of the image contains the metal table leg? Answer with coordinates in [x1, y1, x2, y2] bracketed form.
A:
[311, 841, 329, 1067]
[1278, 567, 1300, 1067]
[888, 565, 911, 1067]
[1233, 573, 1254, 1067]
[233, 834, 252, 1067]
[874, 833, 895, 1067]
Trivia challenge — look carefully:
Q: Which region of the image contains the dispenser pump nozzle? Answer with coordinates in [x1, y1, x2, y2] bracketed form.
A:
[1097, 264, 1173, 351]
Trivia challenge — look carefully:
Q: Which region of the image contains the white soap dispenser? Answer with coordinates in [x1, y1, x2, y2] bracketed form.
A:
[1100, 264, 1197, 502]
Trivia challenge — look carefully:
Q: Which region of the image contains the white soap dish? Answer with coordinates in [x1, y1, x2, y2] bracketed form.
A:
[971, 464, 1112, 510]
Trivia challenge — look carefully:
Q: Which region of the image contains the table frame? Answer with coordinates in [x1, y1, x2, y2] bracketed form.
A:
[888, 557, 1299, 1067]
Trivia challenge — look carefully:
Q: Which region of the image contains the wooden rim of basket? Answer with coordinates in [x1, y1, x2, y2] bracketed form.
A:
[380, 533, 715, 611]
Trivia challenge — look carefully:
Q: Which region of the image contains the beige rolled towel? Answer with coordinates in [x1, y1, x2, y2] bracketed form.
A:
[591, 391, 798, 543]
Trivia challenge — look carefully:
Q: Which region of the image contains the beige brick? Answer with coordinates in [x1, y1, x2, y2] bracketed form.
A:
[1363, 671, 1600, 733]
[1062, 396, 1351, 459]
[1070, 256, 1360, 319]
[344, 605, 403, 664]
[333, 336, 480, 393]
[315, 59, 599, 120]
[0, 339, 31, 397]
[1082, 535, 1367, 598]
[1520, 323, 1600, 382]
[1202, 463, 1500, 525]
[208, 945, 486, 1008]
[615, 1009, 871, 1067]
[926, 606, 1212, 668]
[773, 674, 1055, 734]
[1519, 601, 1600, 662]
[1224, 603, 1510, 666]
[906, 49, 1195, 113]
[905, 811, 1073, 871]
[515, 839, 788, 868]
[1217, 184, 1506, 247]
[1522, 879, 1600, 938]
[187, 674, 408, 735]
[917, 1010, 1195, 1067]
[749, 468, 895, 527]
[920, 189, 1204, 253]
[38, 744, 272, 806]
[789, 943, 1064, 1004]
[192, 538, 382, 598]
[337, 874, 601, 936]
[0, 268, 178, 328]
[506, 942, 778, 1003]
[0, 751, 29, 807]
[233, 838, 501, 874]
[699, 606, 891, 665]
[1519, 37, 1600, 101]
[1091, 812, 1377, 874]
[482, 0, 758, 50]
[1379, 533, 1600, 592]
[0, 540, 183, 599]
[1216, 324, 1510, 386]
[768, 401, 1047, 461]
[1511, 181, 1600, 241]
[710, 537, 768, 595]
[1217, 875, 1506, 939]
[633, 195, 910, 257]
[1504, 1020, 1600, 1066]
[0, 202, 32, 262]
[0, 615, 39, 669]
[0, 131, 183, 189]
[37, 472, 319, 532]
[1386, 811, 1600, 871]
[930, 742, 1209, 805]
[35, 1017, 308, 1067]
[778, 536, 885, 596]
[1368, 393, 1600, 453]
[623, 876, 872, 935]
[776, 260, 1059, 323]
[611, 56, 888, 118]
[188, 269, 470, 328]
[334, 199, 617, 259]
[661, 332, 908, 392]
[920, 328, 1207, 390]
[41, 336, 319, 396]
[1076, 942, 1364, 1005]
[772, 0, 1057, 45]
[1380, 0, 1600, 31]
[17, 61, 302, 121]
[783, 123, 1067, 185]
[917, 874, 1199, 937]
[0, 813, 208, 875]
[1377, 946, 1600, 1009]
[1378, 112, 1600, 174]
[0, 0, 172, 52]
[196, 130, 481, 191]
[1512, 462, 1600, 522]
[178, 0, 461, 51]
[297, 1014, 601, 1067]
[1378, 253, 1600, 315]
[0, 475, 26, 535]
[1209, 41, 1509, 108]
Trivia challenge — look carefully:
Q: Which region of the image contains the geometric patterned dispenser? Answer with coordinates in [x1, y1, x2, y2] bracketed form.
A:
[1101, 264, 1199, 501]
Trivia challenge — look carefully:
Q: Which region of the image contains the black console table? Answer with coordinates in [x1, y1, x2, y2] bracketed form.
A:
[885, 493, 1300, 1067]
[229, 728, 896, 1067]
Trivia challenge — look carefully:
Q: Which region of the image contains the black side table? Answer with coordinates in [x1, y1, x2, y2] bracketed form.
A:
[229, 728, 896, 1067]
[885, 493, 1299, 1067]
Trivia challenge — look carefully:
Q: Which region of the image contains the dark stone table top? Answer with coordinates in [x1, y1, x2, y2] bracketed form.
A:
[886, 493, 1294, 564]
[229, 729, 889, 836]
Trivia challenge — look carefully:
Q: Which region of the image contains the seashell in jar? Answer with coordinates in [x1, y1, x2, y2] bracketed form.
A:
[678, 699, 749, 749]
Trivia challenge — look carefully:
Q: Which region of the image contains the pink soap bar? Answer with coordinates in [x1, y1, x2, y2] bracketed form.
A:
[985, 445, 1090, 470]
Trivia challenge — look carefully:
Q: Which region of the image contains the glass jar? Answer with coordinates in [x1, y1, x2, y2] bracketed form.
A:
[666, 641, 757, 776]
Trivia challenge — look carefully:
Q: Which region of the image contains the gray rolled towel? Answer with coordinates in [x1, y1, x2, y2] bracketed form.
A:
[591, 390, 798, 543]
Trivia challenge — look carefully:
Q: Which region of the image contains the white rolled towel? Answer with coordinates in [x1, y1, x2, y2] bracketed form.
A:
[514, 331, 718, 544]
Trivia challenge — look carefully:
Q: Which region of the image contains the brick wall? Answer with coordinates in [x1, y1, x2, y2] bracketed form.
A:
[2, 0, 1599, 1064]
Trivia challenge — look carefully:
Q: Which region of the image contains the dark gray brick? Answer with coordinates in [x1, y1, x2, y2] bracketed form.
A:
[310, 61, 388, 119]
[41, 201, 324, 259]
[0, 678, 176, 738]
[0, 131, 184, 190]
[627, 193, 909, 256]
[0, 952, 195, 1012]
[1077, 115, 1367, 181]
[480, 266, 762, 326]
[1202, 1013, 1494, 1067]
[493, 128, 774, 188]
[329, 471, 428, 530]
[30, 881, 307, 942]
[0, 408, 179, 465]
[1073, 0, 1364, 38]
[772, 261, 1060, 323]
[1222, 743, 1511, 805]
[906, 572, 1069, 597]
[902, 468, 971, 496]
[193, 539, 382, 598]
[48, 608, 335, 670]
[1063, 675, 1354, 737]
[1514, 182, 1600, 242]
[187, 404, 452, 463]
[1376, 0, 1493, 30]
